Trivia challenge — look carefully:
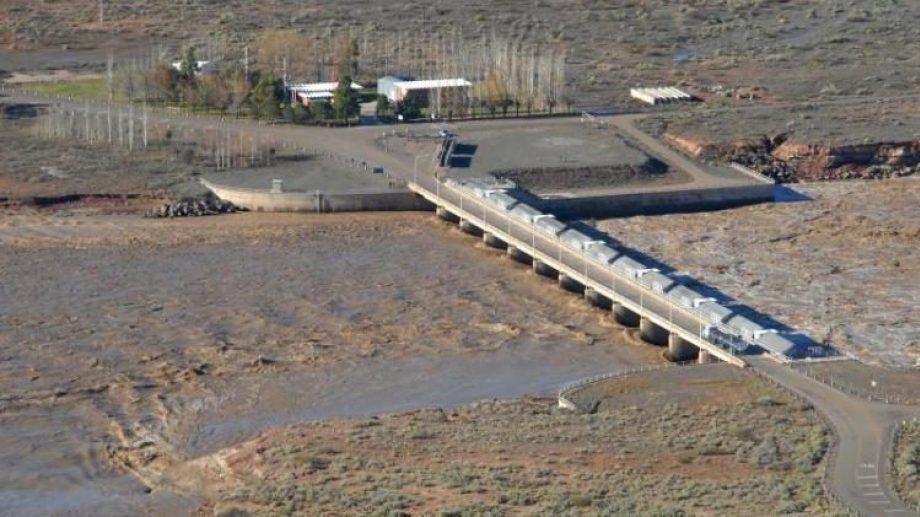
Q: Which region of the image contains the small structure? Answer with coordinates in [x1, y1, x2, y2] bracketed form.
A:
[288, 81, 363, 107]
[171, 60, 214, 75]
[630, 87, 695, 105]
[378, 76, 472, 106]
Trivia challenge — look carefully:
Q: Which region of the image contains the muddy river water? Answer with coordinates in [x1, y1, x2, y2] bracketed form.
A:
[0, 212, 658, 515]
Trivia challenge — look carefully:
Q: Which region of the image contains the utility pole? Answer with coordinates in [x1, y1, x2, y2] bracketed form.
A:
[243, 45, 249, 79]
[106, 49, 114, 103]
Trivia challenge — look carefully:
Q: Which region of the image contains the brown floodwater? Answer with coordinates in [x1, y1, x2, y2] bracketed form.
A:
[0, 211, 659, 514]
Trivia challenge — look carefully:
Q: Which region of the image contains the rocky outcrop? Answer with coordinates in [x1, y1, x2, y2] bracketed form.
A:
[145, 196, 240, 218]
[773, 140, 920, 178]
[665, 130, 920, 183]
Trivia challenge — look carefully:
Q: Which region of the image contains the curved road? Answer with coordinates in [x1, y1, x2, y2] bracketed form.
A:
[749, 357, 919, 516]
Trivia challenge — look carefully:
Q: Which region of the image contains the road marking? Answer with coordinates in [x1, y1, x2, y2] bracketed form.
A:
[859, 463, 877, 469]
[863, 491, 885, 496]
[869, 499, 891, 505]
[883, 509, 906, 513]
[857, 474, 878, 479]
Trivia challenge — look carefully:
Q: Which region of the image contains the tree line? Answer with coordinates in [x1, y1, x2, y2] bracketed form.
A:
[108, 27, 570, 123]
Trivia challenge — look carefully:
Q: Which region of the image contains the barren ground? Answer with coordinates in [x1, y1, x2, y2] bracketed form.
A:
[2, 0, 920, 106]
[597, 178, 920, 367]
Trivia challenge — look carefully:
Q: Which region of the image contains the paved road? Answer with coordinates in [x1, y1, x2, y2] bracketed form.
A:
[749, 357, 920, 516]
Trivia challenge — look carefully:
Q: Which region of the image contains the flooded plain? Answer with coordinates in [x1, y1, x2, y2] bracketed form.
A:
[0, 211, 660, 514]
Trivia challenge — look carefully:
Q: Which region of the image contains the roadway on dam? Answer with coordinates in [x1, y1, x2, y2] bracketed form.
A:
[408, 174, 745, 365]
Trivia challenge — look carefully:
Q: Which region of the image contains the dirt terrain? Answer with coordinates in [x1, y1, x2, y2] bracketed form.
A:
[2, 0, 919, 106]
[642, 99, 920, 182]
[0, 107, 202, 203]
[153, 364, 836, 515]
[597, 178, 920, 367]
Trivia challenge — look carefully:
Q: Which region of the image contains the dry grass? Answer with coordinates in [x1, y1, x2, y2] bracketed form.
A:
[180, 366, 838, 516]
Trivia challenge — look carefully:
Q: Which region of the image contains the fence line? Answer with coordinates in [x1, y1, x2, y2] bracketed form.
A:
[795, 365, 919, 406]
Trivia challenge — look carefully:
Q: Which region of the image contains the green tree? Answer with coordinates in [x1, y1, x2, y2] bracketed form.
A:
[291, 103, 309, 123]
[375, 94, 390, 116]
[310, 101, 332, 121]
[332, 75, 359, 120]
[396, 96, 420, 120]
[247, 73, 283, 119]
[180, 46, 198, 81]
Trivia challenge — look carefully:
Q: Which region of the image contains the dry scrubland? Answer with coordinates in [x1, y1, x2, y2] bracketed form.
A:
[2, 0, 920, 105]
[894, 421, 920, 510]
[597, 179, 920, 367]
[176, 365, 836, 516]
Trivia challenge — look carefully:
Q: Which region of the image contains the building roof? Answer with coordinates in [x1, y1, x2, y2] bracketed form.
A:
[289, 81, 363, 93]
[296, 91, 334, 100]
[394, 78, 472, 90]
[629, 87, 693, 104]
[171, 60, 212, 72]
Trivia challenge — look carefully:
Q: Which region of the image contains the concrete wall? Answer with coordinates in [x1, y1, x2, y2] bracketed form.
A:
[201, 179, 433, 213]
[540, 183, 775, 219]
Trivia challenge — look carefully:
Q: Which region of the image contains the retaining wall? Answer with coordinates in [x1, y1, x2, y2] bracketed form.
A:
[201, 179, 433, 213]
[540, 183, 776, 219]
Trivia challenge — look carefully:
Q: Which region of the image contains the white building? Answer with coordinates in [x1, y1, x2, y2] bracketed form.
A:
[378, 76, 472, 105]
[630, 87, 695, 105]
[171, 60, 214, 75]
[288, 81, 363, 106]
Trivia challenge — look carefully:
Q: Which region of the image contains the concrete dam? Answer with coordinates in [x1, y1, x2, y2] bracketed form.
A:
[409, 175, 830, 367]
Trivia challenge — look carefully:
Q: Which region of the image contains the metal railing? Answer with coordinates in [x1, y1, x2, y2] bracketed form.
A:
[418, 178, 752, 365]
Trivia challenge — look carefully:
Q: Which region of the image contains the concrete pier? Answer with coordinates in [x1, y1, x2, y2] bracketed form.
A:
[639, 317, 669, 346]
[584, 288, 613, 310]
[436, 206, 459, 223]
[506, 245, 532, 265]
[532, 259, 558, 279]
[483, 232, 507, 249]
[459, 219, 482, 236]
[668, 334, 699, 362]
[612, 303, 641, 327]
[698, 350, 719, 364]
[558, 273, 586, 294]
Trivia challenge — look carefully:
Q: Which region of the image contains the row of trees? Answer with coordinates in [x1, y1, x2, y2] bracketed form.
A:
[37, 102, 293, 169]
[114, 44, 358, 123]
[285, 27, 571, 116]
[105, 27, 570, 122]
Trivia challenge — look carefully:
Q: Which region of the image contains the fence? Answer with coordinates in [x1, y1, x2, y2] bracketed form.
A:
[748, 366, 862, 516]
[557, 361, 700, 412]
[795, 365, 920, 406]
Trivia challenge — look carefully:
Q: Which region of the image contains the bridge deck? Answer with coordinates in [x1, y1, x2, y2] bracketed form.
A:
[409, 178, 748, 367]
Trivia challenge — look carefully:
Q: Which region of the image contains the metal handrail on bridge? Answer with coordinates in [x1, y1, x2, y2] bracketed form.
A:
[412, 177, 747, 367]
